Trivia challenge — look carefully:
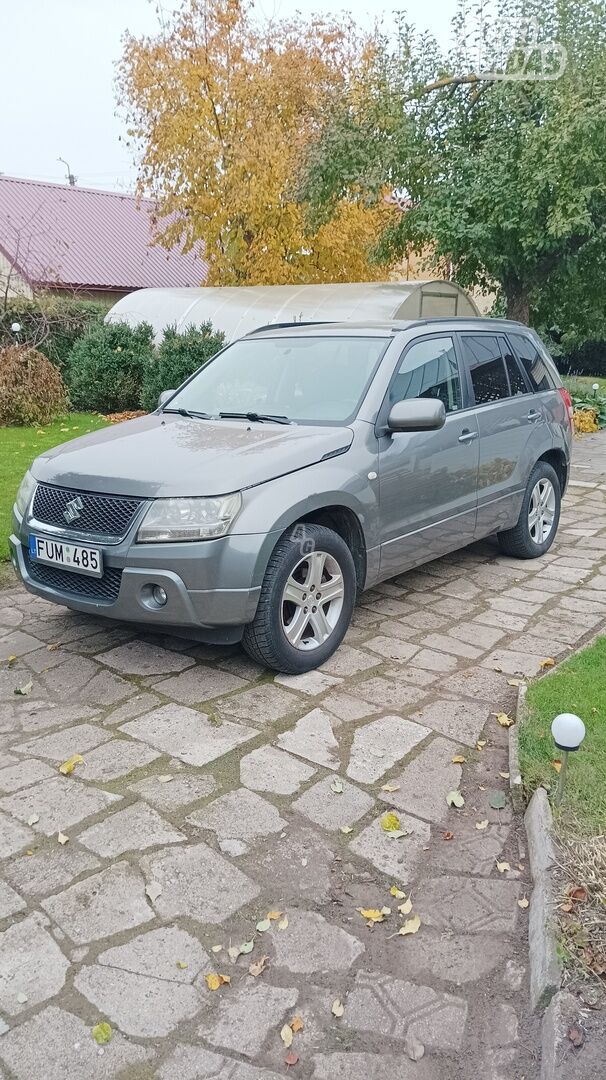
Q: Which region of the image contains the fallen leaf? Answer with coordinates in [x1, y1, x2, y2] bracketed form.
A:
[256, 918, 271, 933]
[568, 886, 588, 903]
[380, 906, 392, 916]
[493, 666, 503, 673]
[27, 814, 39, 826]
[211, 945, 222, 954]
[145, 882, 162, 902]
[489, 791, 507, 810]
[267, 910, 282, 921]
[499, 771, 510, 780]
[91, 1021, 112, 1045]
[284, 1051, 299, 1067]
[495, 712, 515, 728]
[540, 657, 555, 669]
[290, 1016, 304, 1033]
[452, 755, 466, 764]
[475, 820, 489, 831]
[339, 826, 353, 835]
[16, 992, 28, 1004]
[157, 774, 173, 783]
[240, 940, 255, 954]
[331, 778, 344, 794]
[58, 754, 84, 776]
[14, 680, 33, 696]
[358, 908, 386, 923]
[205, 973, 230, 991]
[47, 642, 62, 652]
[176, 960, 188, 969]
[390, 886, 406, 899]
[6, 654, 17, 667]
[227, 946, 241, 962]
[405, 1033, 425, 1061]
[568, 1025, 584, 1048]
[507, 678, 524, 687]
[446, 789, 465, 808]
[476, 740, 487, 750]
[551, 760, 562, 773]
[398, 914, 421, 936]
[381, 783, 400, 793]
[496, 861, 511, 874]
[57, 832, 69, 845]
[249, 955, 269, 977]
[281, 1023, 294, 1048]
[331, 999, 345, 1017]
[442, 830, 454, 841]
[398, 898, 413, 916]
[278, 917, 289, 930]
[381, 811, 401, 832]
[560, 900, 574, 914]
[387, 829, 410, 839]
[518, 896, 529, 909]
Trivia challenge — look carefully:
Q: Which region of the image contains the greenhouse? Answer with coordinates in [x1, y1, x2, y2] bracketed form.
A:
[105, 279, 479, 341]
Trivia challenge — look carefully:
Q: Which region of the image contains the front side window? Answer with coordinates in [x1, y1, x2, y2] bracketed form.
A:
[389, 336, 462, 413]
[167, 335, 388, 424]
[509, 333, 555, 392]
[461, 334, 510, 405]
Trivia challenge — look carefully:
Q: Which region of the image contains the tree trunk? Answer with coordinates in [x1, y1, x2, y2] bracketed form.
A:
[504, 285, 530, 325]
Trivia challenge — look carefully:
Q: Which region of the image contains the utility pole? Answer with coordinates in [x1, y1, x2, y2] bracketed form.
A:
[58, 158, 77, 186]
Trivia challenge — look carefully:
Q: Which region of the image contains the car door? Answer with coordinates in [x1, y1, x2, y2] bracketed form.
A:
[458, 331, 539, 536]
[378, 333, 480, 577]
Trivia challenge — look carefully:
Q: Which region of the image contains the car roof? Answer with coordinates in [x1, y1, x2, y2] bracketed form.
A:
[245, 317, 531, 339]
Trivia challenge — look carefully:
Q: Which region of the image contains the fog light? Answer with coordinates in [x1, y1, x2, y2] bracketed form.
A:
[152, 585, 168, 607]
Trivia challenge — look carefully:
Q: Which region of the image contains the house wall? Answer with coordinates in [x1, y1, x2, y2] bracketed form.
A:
[0, 252, 32, 299]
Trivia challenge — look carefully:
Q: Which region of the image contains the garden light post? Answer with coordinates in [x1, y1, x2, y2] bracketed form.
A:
[551, 713, 586, 806]
[592, 382, 600, 398]
[11, 322, 21, 343]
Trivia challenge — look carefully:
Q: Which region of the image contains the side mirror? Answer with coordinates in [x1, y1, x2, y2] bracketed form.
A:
[387, 398, 446, 433]
[158, 390, 176, 409]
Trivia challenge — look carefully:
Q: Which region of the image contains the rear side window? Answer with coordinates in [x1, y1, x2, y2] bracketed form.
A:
[389, 336, 462, 413]
[461, 334, 510, 405]
[502, 346, 529, 395]
[509, 333, 555, 392]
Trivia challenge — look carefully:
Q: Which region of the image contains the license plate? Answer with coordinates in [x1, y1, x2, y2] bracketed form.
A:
[29, 536, 103, 578]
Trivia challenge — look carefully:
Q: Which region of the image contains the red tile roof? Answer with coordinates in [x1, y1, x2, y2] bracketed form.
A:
[0, 175, 208, 292]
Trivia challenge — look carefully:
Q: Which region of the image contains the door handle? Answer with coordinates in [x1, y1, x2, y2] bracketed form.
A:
[458, 429, 479, 443]
[526, 410, 542, 423]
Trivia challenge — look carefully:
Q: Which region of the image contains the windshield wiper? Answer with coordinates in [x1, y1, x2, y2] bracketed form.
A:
[218, 411, 292, 425]
[163, 407, 213, 420]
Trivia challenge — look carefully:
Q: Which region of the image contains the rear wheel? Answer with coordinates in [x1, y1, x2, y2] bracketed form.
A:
[497, 461, 561, 559]
[242, 524, 356, 673]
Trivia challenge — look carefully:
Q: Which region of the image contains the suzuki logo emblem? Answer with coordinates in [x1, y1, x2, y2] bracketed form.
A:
[63, 496, 84, 524]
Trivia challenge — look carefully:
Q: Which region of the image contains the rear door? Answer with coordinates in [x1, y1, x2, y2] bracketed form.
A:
[378, 333, 480, 576]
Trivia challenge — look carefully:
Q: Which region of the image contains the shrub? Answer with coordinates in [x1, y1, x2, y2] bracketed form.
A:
[140, 324, 226, 411]
[0, 295, 109, 370]
[66, 321, 154, 412]
[0, 345, 69, 425]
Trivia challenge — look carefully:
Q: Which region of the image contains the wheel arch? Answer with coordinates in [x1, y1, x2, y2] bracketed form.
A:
[536, 448, 568, 494]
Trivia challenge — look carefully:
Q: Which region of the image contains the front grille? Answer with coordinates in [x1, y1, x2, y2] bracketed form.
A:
[24, 551, 123, 604]
[32, 484, 143, 541]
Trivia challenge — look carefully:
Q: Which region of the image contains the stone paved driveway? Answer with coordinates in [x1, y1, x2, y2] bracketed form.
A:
[1, 433, 606, 1080]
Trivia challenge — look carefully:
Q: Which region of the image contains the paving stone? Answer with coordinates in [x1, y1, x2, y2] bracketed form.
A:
[320, 644, 380, 677]
[379, 736, 462, 823]
[129, 771, 217, 809]
[240, 745, 315, 795]
[441, 666, 516, 706]
[153, 666, 248, 704]
[0, 1004, 152, 1080]
[484, 1002, 519, 1046]
[363, 635, 419, 662]
[270, 909, 364, 974]
[430, 597, 475, 619]
[0, 914, 69, 1015]
[159, 1045, 283, 1080]
[0, 810, 35, 858]
[8, 701, 100, 735]
[347, 676, 427, 711]
[13, 723, 111, 761]
[0, 758, 55, 793]
[4, 848, 100, 899]
[216, 683, 299, 724]
[253, 826, 336, 903]
[481, 649, 547, 677]
[321, 691, 382, 723]
[348, 812, 431, 881]
[389, 664, 440, 688]
[79, 669, 136, 706]
[0, 880, 26, 919]
[0, 631, 43, 657]
[98, 925, 210, 981]
[406, 698, 491, 746]
[102, 691, 162, 725]
[41, 861, 154, 944]
[311, 1052, 436, 1080]
[396, 931, 510, 986]
[75, 963, 201, 1037]
[34, 655, 102, 700]
[0, 777, 121, 836]
[277, 708, 339, 769]
[344, 970, 467, 1051]
[78, 801, 186, 857]
[275, 669, 342, 695]
[121, 703, 257, 765]
[98, 639, 195, 675]
[141, 842, 259, 923]
[346, 714, 429, 784]
[474, 609, 530, 633]
[434, 576, 481, 600]
[420, 633, 484, 659]
[186, 788, 286, 849]
[202, 982, 298, 1058]
[416, 876, 520, 934]
[76, 738, 161, 780]
[293, 775, 374, 830]
[410, 647, 459, 672]
[431, 822, 511, 875]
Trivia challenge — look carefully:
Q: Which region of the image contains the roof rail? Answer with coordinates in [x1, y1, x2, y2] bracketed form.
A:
[246, 321, 331, 335]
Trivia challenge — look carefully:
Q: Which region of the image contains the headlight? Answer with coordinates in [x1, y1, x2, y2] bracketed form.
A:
[15, 470, 36, 516]
[137, 492, 242, 543]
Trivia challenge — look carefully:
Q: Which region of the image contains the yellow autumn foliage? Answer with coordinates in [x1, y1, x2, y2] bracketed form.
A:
[118, 0, 392, 285]
[573, 408, 599, 434]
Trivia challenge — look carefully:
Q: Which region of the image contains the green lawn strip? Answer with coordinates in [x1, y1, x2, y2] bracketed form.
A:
[563, 374, 606, 397]
[520, 636, 606, 836]
[0, 412, 109, 562]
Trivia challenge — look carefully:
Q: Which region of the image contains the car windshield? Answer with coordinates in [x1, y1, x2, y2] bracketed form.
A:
[166, 335, 389, 425]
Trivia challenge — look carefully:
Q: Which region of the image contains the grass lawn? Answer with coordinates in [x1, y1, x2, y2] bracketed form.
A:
[563, 374, 606, 397]
[0, 412, 109, 562]
[520, 636, 606, 835]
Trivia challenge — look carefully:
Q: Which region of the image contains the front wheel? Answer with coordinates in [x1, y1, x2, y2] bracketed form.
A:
[242, 524, 356, 673]
[497, 461, 561, 559]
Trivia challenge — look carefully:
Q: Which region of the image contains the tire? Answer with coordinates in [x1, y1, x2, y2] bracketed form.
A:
[242, 523, 356, 673]
[497, 461, 561, 559]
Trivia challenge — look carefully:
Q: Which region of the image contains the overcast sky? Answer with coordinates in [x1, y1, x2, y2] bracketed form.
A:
[2, 0, 459, 193]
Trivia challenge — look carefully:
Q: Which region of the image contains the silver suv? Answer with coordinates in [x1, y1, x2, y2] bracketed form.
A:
[11, 318, 573, 673]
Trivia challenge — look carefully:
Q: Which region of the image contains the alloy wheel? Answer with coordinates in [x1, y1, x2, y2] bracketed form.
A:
[281, 549, 344, 651]
[528, 478, 556, 544]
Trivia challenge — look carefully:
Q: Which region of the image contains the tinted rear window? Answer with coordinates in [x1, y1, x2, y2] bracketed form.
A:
[461, 334, 510, 405]
[509, 334, 556, 392]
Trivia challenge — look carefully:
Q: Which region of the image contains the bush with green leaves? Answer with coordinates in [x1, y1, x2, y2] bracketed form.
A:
[0, 296, 109, 369]
[140, 323, 225, 411]
[0, 345, 69, 426]
[66, 321, 154, 412]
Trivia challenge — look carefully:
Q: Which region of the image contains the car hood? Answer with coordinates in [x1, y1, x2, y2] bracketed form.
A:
[32, 414, 354, 498]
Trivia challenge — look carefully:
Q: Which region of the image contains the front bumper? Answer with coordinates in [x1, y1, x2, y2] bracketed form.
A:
[10, 508, 267, 642]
